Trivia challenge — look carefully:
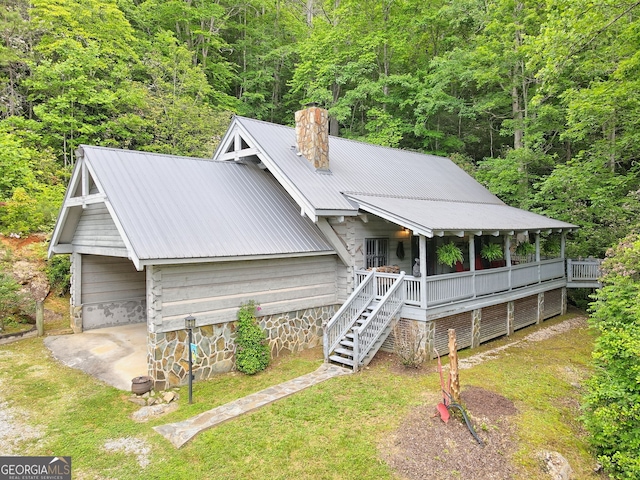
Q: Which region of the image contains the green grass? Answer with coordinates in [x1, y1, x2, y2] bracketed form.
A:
[0, 311, 600, 479]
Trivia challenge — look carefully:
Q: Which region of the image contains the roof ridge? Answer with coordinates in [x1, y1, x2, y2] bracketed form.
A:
[343, 191, 505, 206]
[81, 144, 214, 163]
[233, 116, 449, 160]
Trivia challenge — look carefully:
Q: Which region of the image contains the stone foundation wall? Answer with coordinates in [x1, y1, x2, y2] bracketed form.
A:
[259, 305, 336, 358]
[148, 305, 337, 389]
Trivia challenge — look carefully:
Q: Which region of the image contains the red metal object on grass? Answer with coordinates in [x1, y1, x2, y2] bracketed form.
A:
[435, 348, 451, 423]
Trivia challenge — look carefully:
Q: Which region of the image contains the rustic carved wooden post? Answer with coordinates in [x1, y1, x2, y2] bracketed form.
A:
[36, 300, 44, 337]
[448, 329, 460, 404]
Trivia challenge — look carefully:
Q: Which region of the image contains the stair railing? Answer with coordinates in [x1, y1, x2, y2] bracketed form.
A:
[352, 272, 405, 372]
[323, 270, 376, 362]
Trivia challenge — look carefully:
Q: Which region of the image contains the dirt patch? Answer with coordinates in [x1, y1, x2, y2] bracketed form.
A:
[461, 386, 518, 421]
[0, 233, 47, 251]
[380, 317, 591, 479]
[381, 387, 520, 479]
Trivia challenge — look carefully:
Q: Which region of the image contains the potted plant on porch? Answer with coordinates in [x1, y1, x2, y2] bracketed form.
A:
[436, 242, 464, 269]
[481, 243, 504, 268]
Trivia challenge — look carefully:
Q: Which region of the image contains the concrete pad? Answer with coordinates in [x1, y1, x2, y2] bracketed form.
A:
[44, 323, 148, 391]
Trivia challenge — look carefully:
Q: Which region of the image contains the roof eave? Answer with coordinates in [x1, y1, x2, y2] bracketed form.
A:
[137, 249, 337, 268]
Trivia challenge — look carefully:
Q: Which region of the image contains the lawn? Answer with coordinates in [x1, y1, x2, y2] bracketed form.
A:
[0, 310, 601, 479]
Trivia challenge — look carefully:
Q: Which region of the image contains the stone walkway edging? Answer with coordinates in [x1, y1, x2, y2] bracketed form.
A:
[154, 363, 351, 448]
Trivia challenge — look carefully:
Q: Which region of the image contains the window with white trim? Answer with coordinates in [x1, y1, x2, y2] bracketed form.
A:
[365, 238, 389, 268]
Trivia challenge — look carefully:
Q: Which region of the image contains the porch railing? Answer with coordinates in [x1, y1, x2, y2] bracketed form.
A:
[323, 270, 375, 361]
[355, 257, 567, 310]
[567, 258, 602, 283]
[353, 272, 405, 371]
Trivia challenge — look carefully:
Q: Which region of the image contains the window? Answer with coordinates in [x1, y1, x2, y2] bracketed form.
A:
[365, 238, 389, 268]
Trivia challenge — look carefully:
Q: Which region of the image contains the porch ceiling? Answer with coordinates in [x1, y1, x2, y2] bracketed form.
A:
[345, 194, 577, 237]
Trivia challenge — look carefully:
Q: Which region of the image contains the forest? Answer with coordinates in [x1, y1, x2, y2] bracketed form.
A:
[1, 0, 639, 477]
[1, 0, 639, 256]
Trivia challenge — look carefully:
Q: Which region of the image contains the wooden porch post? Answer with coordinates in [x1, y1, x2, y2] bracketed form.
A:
[505, 235, 512, 290]
[469, 235, 475, 272]
[504, 235, 511, 266]
[535, 233, 541, 262]
[560, 232, 566, 259]
[419, 235, 427, 308]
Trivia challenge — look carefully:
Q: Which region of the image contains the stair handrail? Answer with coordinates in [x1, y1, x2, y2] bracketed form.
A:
[323, 270, 376, 362]
[353, 272, 406, 371]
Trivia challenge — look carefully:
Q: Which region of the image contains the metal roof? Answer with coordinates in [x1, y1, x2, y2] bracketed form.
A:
[234, 117, 503, 211]
[346, 194, 576, 236]
[82, 146, 334, 261]
[231, 116, 576, 232]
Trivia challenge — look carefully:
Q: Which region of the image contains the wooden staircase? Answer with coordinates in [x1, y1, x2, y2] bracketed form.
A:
[324, 271, 405, 372]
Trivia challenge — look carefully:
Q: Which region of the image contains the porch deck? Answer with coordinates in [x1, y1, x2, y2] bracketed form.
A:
[355, 257, 601, 321]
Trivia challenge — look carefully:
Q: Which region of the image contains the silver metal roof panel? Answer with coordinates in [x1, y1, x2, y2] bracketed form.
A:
[347, 194, 577, 236]
[235, 117, 503, 211]
[83, 146, 333, 260]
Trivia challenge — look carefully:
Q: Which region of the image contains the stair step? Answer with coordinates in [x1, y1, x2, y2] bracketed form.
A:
[334, 347, 354, 357]
[339, 339, 354, 348]
[329, 355, 354, 367]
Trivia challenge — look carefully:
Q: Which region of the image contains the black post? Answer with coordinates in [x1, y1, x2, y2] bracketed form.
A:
[188, 326, 193, 404]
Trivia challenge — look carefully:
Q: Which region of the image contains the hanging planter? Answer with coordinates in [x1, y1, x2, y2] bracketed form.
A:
[436, 242, 464, 268]
[515, 241, 535, 256]
[480, 243, 504, 262]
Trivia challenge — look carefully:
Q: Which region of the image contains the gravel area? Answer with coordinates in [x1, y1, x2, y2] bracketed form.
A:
[0, 378, 45, 455]
[103, 437, 152, 468]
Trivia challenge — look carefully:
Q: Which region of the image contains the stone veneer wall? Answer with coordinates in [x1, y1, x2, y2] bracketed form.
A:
[295, 106, 329, 170]
[148, 305, 337, 390]
[258, 305, 336, 358]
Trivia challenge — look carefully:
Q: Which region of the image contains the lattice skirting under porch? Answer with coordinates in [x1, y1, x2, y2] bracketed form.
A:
[381, 288, 566, 359]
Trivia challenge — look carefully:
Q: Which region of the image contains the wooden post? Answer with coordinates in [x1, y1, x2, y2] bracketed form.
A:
[448, 329, 460, 404]
[36, 300, 44, 337]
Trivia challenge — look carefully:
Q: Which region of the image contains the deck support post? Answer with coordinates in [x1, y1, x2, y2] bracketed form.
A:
[507, 301, 515, 336]
[426, 321, 435, 359]
[537, 292, 544, 324]
[471, 309, 481, 348]
[561, 287, 567, 315]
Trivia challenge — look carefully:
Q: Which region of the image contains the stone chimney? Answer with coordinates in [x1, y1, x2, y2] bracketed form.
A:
[295, 104, 329, 171]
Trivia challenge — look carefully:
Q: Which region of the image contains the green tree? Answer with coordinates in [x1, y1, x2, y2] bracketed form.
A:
[25, 0, 148, 165]
[584, 230, 640, 478]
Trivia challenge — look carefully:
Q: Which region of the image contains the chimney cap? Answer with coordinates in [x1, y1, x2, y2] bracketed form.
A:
[304, 101, 320, 108]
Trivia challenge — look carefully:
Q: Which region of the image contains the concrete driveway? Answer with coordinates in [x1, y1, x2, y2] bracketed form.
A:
[44, 323, 148, 391]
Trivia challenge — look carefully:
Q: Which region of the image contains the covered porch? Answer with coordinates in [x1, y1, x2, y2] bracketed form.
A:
[323, 197, 580, 370]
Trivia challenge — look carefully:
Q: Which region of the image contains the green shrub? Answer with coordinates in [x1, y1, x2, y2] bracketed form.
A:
[0, 184, 64, 235]
[0, 272, 31, 331]
[234, 301, 269, 375]
[583, 230, 640, 479]
[46, 255, 71, 296]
